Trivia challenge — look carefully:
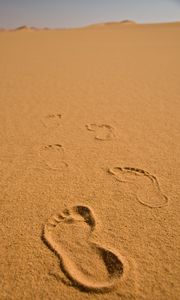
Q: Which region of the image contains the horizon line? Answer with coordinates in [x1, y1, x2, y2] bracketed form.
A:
[0, 20, 180, 30]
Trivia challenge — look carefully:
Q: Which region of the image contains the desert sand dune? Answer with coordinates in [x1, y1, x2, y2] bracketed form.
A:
[0, 21, 180, 300]
[14, 25, 36, 32]
[85, 20, 136, 29]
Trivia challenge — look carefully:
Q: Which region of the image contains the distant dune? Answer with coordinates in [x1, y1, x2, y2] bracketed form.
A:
[14, 25, 38, 31]
[100, 20, 136, 26]
[1, 21, 180, 32]
[8, 21, 137, 32]
[85, 20, 136, 28]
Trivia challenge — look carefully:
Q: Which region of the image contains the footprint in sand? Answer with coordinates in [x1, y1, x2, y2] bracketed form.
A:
[42, 114, 62, 129]
[42, 205, 125, 293]
[86, 124, 115, 141]
[108, 167, 168, 208]
[39, 144, 68, 170]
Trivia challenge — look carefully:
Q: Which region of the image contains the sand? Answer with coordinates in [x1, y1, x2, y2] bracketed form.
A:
[0, 21, 180, 300]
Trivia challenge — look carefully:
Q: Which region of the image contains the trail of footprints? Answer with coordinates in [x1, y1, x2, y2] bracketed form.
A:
[39, 116, 115, 170]
[39, 112, 168, 293]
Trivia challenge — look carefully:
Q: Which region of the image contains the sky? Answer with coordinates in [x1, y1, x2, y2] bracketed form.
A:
[0, 0, 180, 29]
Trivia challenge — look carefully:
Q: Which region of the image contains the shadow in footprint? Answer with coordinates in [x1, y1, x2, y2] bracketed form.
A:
[108, 167, 168, 208]
[42, 114, 62, 129]
[86, 124, 115, 141]
[74, 205, 96, 229]
[39, 144, 68, 170]
[42, 205, 125, 293]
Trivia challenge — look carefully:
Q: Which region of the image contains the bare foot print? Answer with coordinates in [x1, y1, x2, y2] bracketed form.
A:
[39, 144, 68, 170]
[86, 124, 115, 141]
[42, 205, 125, 293]
[108, 167, 168, 208]
[42, 114, 62, 129]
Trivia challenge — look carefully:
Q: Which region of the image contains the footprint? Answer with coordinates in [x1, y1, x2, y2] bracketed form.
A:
[108, 167, 168, 208]
[42, 114, 62, 129]
[42, 205, 125, 293]
[86, 124, 115, 141]
[39, 144, 68, 170]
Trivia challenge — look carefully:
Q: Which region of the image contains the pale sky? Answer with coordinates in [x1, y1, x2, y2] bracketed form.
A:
[0, 0, 180, 29]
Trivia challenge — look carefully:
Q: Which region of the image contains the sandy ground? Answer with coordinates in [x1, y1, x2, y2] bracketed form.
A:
[0, 22, 180, 300]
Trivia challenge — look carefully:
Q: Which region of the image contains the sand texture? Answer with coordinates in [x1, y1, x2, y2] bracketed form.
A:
[0, 22, 180, 300]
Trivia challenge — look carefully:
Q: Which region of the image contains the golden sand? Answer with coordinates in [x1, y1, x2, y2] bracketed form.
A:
[0, 22, 180, 300]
